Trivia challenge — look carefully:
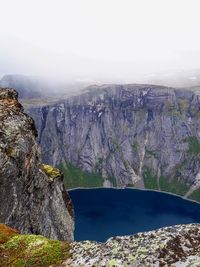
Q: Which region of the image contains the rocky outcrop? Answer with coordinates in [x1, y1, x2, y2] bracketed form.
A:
[1, 223, 200, 266]
[0, 88, 74, 241]
[65, 223, 200, 267]
[26, 84, 200, 199]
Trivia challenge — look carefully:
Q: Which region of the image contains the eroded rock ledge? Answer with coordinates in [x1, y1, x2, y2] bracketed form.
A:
[0, 88, 74, 241]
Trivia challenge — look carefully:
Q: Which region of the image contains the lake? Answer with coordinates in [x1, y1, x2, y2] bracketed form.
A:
[69, 188, 200, 242]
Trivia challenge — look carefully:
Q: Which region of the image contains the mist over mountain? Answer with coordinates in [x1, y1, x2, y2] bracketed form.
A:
[1, 70, 200, 102]
[0, 74, 91, 99]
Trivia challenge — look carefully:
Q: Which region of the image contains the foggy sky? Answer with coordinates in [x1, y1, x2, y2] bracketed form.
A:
[0, 0, 200, 82]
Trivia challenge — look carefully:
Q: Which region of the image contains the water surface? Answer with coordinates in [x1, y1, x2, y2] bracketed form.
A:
[69, 188, 200, 242]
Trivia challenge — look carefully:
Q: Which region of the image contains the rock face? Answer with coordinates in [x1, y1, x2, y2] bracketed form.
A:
[27, 84, 200, 198]
[0, 88, 74, 241]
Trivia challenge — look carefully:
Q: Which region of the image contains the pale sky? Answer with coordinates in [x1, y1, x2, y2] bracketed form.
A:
[0, 0, 200, 82]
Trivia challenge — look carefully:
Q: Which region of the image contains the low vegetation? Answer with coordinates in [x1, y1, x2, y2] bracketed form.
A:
[159, 175, 190, 196]
[187, 136, 200, 155]
[143, 169, 159, 190]
[0, 224, 71, 267]
[143, 169, 189, 196]
[58, 162, 104, 189]
[188, 188, 200, 202]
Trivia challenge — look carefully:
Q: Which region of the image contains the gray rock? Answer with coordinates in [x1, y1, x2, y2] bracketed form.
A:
[63, 223, 200, 267]
[0, 88, 74, 241]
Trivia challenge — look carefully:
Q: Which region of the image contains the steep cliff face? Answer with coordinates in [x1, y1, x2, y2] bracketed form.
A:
[26, 84, 200, 199]
[0, 88, 74, 241]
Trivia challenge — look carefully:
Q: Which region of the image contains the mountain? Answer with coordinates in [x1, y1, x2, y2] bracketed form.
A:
[25, 84, 200, 202]
[0, 88, 74, 241]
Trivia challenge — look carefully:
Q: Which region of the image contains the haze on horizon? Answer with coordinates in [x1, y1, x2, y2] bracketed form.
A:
[0, 0, 200, 84]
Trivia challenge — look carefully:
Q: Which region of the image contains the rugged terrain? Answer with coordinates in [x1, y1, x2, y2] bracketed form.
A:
[0, 88, 74, 241]
[1, 86, 200, 266]
[1, 223, 200, 266]
[26, 84, 200, 201]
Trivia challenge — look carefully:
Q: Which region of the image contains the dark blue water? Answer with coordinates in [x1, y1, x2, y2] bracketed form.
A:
[69, 188, 200, 242]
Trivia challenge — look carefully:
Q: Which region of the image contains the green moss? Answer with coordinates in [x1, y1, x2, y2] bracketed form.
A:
[0, 229, 71, 267]
[41, 164, 61, 181]
[187, 136, 200, 155]
[188, 188, 200, 202]
[143, 169, 159, 190]
[58, 162, 104, 189]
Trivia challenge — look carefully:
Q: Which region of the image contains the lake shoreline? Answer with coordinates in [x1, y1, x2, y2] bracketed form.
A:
[67, 186, 200, 206]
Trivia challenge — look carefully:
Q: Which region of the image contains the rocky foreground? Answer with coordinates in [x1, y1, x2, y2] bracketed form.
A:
[1, 223, 200, 266]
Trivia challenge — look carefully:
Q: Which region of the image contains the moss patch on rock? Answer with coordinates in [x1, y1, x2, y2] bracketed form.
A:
[41, 164, 61, 181]
[0, 224, 71, 267]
